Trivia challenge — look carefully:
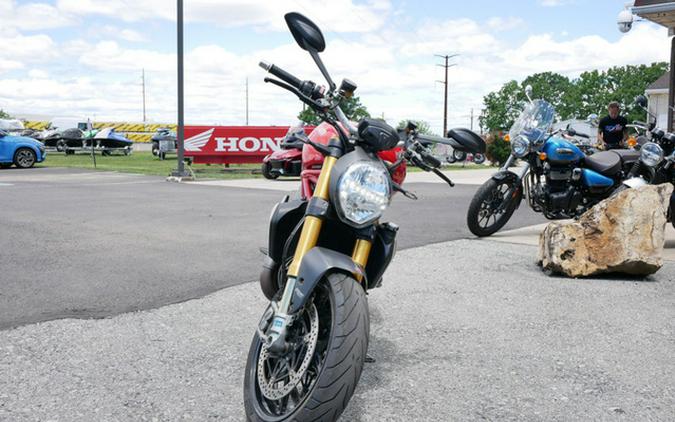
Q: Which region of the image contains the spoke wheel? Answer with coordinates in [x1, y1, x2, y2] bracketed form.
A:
[467, 177, 521, 237]
[14, 148, 36, 169]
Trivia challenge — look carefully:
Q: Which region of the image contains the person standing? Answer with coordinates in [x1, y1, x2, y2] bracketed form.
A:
[597, 101, 628, 150]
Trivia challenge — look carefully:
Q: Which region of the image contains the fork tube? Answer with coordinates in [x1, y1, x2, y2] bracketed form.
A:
[286, 155, 337, 278]
[351, 239, 372, 282]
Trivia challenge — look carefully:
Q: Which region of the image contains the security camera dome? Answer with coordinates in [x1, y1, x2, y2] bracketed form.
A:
[617, 9, 633, 33]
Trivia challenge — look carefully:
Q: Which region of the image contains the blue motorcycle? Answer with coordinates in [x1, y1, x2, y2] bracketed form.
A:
[467, 90, 639, 236]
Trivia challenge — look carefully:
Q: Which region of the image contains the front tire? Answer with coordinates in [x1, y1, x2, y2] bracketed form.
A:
[467, 177, 521, 237]
[261, 162, 278, 180]
[14, 148, 37, 168]
[244, 273, 369, 422]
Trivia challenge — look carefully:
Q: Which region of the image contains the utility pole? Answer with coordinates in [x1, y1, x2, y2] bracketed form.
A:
[142, 68, 146, 124]
[470, 108, 474, 131]
[435, 54, 458, 136]
[172, 0, 189, 178]
[245, 77, 249, 125]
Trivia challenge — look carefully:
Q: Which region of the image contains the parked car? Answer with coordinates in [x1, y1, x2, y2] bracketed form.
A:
[0, 129, 46, 168]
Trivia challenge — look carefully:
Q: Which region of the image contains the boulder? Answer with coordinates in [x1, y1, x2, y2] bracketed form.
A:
[538, 184, 673, 277]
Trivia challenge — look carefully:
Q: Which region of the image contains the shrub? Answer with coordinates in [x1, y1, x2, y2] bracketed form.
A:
[485, 132, 511, 166]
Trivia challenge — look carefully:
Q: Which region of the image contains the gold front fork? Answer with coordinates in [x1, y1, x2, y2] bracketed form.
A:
[286, 155, 337, 277]
[351, 239, 372, 282]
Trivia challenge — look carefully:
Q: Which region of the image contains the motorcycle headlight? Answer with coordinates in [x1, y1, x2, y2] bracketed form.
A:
[335, 161, 391, 227]
[640, 142, 663, 167]
[511, 135, 530, 158]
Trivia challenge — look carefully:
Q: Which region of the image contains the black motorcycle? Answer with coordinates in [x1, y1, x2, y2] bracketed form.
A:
[621, 95, 675, 227]
[245, 12, 483, 421]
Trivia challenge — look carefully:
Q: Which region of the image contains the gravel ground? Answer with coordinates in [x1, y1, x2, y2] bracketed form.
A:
[1, 239, 673, 421]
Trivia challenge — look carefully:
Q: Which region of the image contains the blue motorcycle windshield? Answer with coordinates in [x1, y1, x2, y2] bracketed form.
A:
[509, 99, 555, 144]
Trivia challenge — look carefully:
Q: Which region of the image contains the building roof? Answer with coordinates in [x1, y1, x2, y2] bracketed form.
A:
[633, 1, 675, 28]
[648, 71, 670, 91]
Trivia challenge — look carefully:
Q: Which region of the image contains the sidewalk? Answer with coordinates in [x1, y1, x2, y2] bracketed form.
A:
[1, 239, 673, 421]
[188, 167, 496, 190]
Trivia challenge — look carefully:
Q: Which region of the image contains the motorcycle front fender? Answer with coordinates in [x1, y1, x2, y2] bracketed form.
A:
[491, 170, 524, 209]
[259, 196, 307, 300]
[288, 247, 364, 314]
[492, 169, 519, 184]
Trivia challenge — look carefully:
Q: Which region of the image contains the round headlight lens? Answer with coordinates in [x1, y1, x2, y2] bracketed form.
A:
[511, 135, 530, 158]
[336, 161, 391, 227]
[640, 142, 664, 167]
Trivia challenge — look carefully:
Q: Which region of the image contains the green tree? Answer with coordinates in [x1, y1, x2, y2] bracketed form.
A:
[478, 80, 522, 133]
[396, 119, 435, 136]
[522, 72, 574, 120]
[0, 110, 11, 119]
[479, 62, 668, 133]
[297, 95, 370, 125]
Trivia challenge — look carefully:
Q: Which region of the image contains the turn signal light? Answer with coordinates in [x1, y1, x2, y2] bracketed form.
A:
[538, 152, 547, 161]
[627, 137, 637, 148]
[504, 134, 511, 142]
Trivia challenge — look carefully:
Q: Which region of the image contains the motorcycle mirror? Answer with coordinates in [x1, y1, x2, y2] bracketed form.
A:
[284, 12, 335, 90]
[524, 85, 533, 103]
[634, 95, 648, 109]
[285, 12, 326, 52]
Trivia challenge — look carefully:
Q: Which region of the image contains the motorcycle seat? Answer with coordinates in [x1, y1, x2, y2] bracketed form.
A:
[610, 149, 640, 164]
[584, 151, 621, 176]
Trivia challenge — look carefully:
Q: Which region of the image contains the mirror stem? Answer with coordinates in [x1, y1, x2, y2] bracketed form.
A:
[308, 49, 335, 91]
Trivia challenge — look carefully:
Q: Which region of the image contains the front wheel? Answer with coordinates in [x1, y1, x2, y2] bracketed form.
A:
[467, 177, 522, 237]
[14, 148, 37, 168]
[244, 273, 369, 422]
[261, 162, 278, 180]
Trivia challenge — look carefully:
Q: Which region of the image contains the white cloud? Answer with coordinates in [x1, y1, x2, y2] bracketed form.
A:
[0, 1, 74, 30]
[0, 33, 58, 72]
[55, 0, 392, 32]
[539, 0, 573, 6]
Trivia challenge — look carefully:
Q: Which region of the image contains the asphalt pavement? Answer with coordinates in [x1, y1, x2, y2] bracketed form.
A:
[1, 240, 672, 421]
[0, 167, 544, 329]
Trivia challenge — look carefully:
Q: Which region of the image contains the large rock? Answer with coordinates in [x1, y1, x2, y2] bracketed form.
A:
[538, 184, 673, 277]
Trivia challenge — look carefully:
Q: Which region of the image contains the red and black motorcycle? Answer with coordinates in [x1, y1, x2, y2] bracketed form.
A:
[246, 12, 484, 421]
[261, 124, 310, 179]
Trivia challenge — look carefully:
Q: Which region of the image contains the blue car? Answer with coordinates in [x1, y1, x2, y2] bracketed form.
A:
[0, 129, 46, 169]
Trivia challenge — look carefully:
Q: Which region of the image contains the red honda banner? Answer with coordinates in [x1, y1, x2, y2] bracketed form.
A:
[183, 126, 312, 164]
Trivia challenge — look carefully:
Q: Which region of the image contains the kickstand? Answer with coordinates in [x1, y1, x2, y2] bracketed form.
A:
[365, 354, 376, 363]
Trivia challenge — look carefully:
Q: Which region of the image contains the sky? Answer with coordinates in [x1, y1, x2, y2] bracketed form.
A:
[0, 0, 670, 133]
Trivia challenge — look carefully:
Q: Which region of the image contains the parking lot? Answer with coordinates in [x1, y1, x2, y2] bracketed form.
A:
[1, 168, 673, 421]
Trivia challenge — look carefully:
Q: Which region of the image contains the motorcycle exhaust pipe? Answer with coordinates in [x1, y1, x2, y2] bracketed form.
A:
[259, 255, 280, 301]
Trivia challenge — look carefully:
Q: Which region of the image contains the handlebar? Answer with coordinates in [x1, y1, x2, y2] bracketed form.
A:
[259, 61, 301, 89]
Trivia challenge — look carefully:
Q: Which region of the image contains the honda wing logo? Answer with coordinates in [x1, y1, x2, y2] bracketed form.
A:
[184, 129, 214, 152]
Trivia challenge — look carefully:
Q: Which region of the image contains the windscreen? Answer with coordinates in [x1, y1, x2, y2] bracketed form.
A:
[509, 99, 555, 144]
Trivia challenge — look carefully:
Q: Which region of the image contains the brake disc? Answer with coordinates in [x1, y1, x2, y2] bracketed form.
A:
[257, 303, 319, 401]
